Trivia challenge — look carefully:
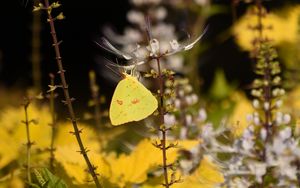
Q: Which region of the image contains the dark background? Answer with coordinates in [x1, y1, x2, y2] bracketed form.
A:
[0, 0, 299, 107]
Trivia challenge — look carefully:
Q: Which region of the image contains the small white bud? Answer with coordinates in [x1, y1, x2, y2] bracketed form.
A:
[185, 96, 193, 105]
[148, 39, 160, 56]
[178, 90, 184, 97]
[186, 114, 193, 126]
[283, 114, 291, 124]
[170, 39, 179, 50]
[260, 128, 267, 141]
[279, 127, 291, 140]
[252, 99, 260, 109]
[275, 100, 283, 108]
[164, 114, 176, 128]
[263, 102, 270, 110]
[174, 99, 181, 108]
[254, 116, 260, 125]
[198, 108, 207, 122]
[246, 114, 253, 122]
[191, 94, 198, 104]
[279, 89, 285, 96]
[276, 112, 283, 125]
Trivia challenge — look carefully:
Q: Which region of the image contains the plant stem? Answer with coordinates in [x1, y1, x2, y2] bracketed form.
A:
[231, 0, 238, 23]
[49, 73, 56, 171]
[156, 57, 170, 188]
[32, 0, 41, 92]
[89, 71, 101, 127]
[23, 99, 32, 184]
[42, 1, 101, 187]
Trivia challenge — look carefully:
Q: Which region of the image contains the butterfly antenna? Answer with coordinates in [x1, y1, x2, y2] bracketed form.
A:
[145, 15, 152, 41]
[103, 58, 123, 78]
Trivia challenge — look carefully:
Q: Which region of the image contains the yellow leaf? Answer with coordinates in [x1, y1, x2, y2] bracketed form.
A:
[228, 92, 253, 137]
[103, 139, 200, 187]
[233, 6, 300, 51]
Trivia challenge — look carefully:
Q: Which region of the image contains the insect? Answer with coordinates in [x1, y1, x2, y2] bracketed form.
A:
[109, 72, 158, 126]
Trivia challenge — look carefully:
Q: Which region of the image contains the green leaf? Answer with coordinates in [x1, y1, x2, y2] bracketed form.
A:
[209, 69, 233, 100]
[32, 168, 68, 188]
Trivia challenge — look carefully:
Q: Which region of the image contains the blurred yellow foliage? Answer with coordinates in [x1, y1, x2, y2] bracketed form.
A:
[101, 139, 200, 187]
[233, 6, 300, 50]
[0, 103, 52, 168]
[142, 155, 224, 188]
[228, 92, 253, 137]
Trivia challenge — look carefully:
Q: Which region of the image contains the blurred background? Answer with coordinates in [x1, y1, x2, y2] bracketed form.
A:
[0, 0, 300, 109]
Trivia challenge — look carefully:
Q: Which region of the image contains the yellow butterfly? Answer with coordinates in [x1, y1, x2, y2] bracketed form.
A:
[109, 73, 158, 126]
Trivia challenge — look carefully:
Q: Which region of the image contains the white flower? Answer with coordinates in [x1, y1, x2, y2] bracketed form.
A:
[194, 0, 209, 6]
[127, 10, 144, 25]
[272, 137, 286, 154]
[277, 157, 297, 180]
[260, 128, 267, 141]
[178, 90, 184, 97]
[283, 114, 291, 124]
[166, 55, 183, 71]
[248, 162, 267, 183]
[152, 23, 176, 40]
[147, 39, 160, 57]
[253, 115, 260, 125]
[201, 124, 213, 139]
[170, 39, 179, 50]
[263, 102, 270, 110]
[153, 7, 167, 20]
[276, 111, 283, 125]
[174, 99, 181, 108]
[246, 114, 253, 122]
[229, 177, 251, 188]
[275, 100, 283, 108]
[164, 114, 176, 128]
[252, 99, 260, 109]
[185, 114, 193, 126]
[242, 138, 254, 151]
[198, 108, 207, 122]
[131, 0, 161, 6]
[279, 127, 291, 140]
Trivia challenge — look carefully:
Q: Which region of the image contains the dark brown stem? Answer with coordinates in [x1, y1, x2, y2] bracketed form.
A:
[49, 73, 56, 171]
[89, 71, 101, 127]
[42, 1, 101, 187]
[32, 0, 41, 92]
[156, 57, 170, 188]
[23, 99, 32, 184]
[231, 0, 238, 23]
[256, 0, 263, 40]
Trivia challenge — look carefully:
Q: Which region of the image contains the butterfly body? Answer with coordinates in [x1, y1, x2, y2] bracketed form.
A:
[109, 74, 158, 125]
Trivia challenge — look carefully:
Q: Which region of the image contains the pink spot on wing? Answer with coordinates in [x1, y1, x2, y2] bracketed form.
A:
[131, 98, 140, 104]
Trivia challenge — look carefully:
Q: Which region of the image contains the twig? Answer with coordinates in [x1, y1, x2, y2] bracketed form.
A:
[41, 1, 101, 187]
[48, 73, 57, 171]
[22, 98, 33, 184]
[89, 71, 101, 127]
[155, 57, 170, 187]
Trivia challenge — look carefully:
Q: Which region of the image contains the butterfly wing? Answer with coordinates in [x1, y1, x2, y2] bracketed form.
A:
[109, 75, 158, 125]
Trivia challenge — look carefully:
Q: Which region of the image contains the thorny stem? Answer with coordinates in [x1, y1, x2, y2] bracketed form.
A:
[156, 57, 170, 188]
[48, 73, 56, 171]
[42, 1, 101, 187]
[89, 71, 101, 127]
[23, 99, 32, 184]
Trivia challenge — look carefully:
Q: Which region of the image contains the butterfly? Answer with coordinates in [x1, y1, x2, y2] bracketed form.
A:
[109, 72, 158, 126]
